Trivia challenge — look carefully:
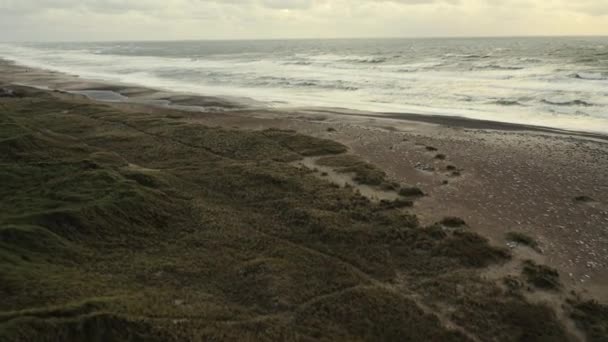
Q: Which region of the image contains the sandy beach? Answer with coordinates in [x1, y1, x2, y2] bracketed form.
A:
[1, 58, 607, 340]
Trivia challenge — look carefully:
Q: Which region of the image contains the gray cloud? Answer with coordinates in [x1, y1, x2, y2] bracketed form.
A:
[0, 0, 606, 41]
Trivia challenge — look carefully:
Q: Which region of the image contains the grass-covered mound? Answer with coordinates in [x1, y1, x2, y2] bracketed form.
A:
[0, 87, 589, 341]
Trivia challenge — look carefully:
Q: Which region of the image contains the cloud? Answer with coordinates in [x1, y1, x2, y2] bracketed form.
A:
[0, 0, 606, 41]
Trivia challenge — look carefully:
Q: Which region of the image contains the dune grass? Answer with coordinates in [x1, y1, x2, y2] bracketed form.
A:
[0, 86, 587, 341]
[506, 231, 539, 250]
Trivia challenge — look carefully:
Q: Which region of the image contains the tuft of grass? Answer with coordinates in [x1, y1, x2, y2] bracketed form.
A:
[378, 198, 413, 210]
[316, 155, 387, 186]
[425, 146, 438, 152]
[380, 181, 400, 191]
[522, 260, 560, 290]
[573, 195, 594, 203]
[435, 154, 446, 160]
[399, 186, 424, 197]
[263, 128, 347, 156]
[570, 300, 608, 342]
[433, 231, 510, 268]
[439, 217, 466, 227]
[506, 232, 539, 250]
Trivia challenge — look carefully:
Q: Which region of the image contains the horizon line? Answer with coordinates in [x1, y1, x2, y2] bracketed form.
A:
[2, 34, 608, 44]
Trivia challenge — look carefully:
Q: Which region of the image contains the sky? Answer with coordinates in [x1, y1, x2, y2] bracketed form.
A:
[0, 0, 607, 41]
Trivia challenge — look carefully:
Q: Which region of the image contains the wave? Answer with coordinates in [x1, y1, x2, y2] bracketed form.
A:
[444, 54, 490, 59]
[283, 60, 312, 66]
[573, 72, 607, 80]
[474, 64, 525, 71]
[3, 39, 608, 133]
[252, 76, 359, 91]
[341, 57, 388, 64]
[542, 99, 595, 107]
[492, 100, 524, 106]
[396, 68, 418, 73]
[518, 58, 543, 63]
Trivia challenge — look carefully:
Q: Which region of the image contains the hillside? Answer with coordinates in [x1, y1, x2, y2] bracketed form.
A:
[0, 86, 605, 341]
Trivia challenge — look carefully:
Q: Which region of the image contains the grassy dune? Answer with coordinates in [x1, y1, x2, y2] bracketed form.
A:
[0, 87, 602, 341]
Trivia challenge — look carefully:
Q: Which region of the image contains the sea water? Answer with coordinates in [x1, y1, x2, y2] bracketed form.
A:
[1, 37, 607, 132]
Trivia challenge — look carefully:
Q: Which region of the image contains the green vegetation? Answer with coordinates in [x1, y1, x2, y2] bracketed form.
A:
[316, 154, 388, 186]
[0, 86, 581, 341]
[433, 231, 510, 268]
[570, 300, 608, 342]
[522, 260, 561, 290]
[573, 195, 594, 203]
[399, 186, 424, 197]
[506, 231, 539, 250]
[379, 198, 413, 209]
[440, 217, 467, 228]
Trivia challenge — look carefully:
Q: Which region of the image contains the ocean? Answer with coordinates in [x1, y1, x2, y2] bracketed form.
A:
[1, 37, 607, 132]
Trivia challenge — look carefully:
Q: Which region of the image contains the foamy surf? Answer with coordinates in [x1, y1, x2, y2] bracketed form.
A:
[1, 37, 607, 133]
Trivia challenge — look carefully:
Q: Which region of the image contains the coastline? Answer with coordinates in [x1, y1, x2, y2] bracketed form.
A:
[2, 57, 607, 300]
[2, 58, 607, 141]
[0, 60, 608, 340]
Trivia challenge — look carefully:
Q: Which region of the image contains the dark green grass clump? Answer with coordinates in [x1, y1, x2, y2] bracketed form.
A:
[454, 299, 571, 342]
[399, 186, 424, 197]
[433, 231, 510, 268]
[522, 260, 560, 290]
[440, 217, 467, 227]
[506, 231, 539, 250]
[573, 195, 594, 203]
[570, 300, 608, 342]
[378, 198, 414, 210]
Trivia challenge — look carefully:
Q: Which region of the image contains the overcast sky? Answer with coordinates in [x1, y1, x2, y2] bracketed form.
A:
[1, 0, 607, 41]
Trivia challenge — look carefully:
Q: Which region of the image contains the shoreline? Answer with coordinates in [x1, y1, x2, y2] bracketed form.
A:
[2, 58, 607, 141]
[2, 59, 608, 301]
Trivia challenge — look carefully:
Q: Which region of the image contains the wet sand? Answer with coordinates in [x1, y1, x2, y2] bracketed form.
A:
[2, 58, 607, 302]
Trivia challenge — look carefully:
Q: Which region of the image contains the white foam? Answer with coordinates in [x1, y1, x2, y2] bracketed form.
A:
[1, 41, 607, 133]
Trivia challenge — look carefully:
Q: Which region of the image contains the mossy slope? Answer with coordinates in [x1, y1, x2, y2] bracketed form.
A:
[0, 88, 587, 341]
